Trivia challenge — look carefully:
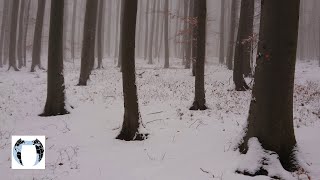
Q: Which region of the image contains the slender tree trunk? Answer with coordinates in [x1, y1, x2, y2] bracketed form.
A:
[190, 0, 207, 111]
[40, 0, 69, 116]
[147, 0, 156, 64]
[226, 0, 237, 70]
[144, 0, 150, 60]
[31, 0, 46, 72]
[17, 0, 25, 69]
[23, 0, 31, 67]
[106, 0, 112, 57]
[185, 0, 192, 69]
[219, 0, 225, 64]
[239, 0, 300, 173]
[117, 0, 146, 141]
[8, 0, 20, 71]
[233, 0, 253, 91]
[71, 0, 77, 63]
[114, 0, 121, 62]
[0, 0, 9, 67]
[78, 0, 99, 85]
[63, 1, 69, 61]
[97, 0, 105, 69]
[3, 1, 12, 66]
[164, 0, 169, 68]
[154, 0, 161, 61]
[191, 0, 197, 76]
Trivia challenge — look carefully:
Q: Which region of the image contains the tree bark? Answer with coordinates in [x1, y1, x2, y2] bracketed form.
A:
[147, 0, 156, 64]
[17, 0, 25, 69]
[226, 0, 237, 70]
[218, 0, 225, 64]
[114, 0, 121, 62]
[31, 0, 46, 72]
[191, 0, 197, 76]
[40, 0, 69, 116]
[117, 0, 146, 141]
[8, 0, 20, 71]
[78, 0, 99, 86]
[0, 0, 10, 67]
[190, 0, 207, 111]
[23, 0, 31, 67]
[233, 0, 253, 91]
[106, 0, 112, 57]
[71, 0, 77, 63]
[239, 0, 300, 173]
[144, 0, 150, 60]
[185, 0, 192, 69]
[97, 0, 105, 69]
[164, 0, 169, 68]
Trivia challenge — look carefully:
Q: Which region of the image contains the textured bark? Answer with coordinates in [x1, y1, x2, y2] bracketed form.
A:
[190, 0, 207, 111]
[40, 0, 69, 116]
[147, 0, 156, 64]
[23, 0, 31, 67]
[0, 0, 9, 67]
[117, 0, 146, 141]
[78, 0, 99, 86]
[226, 0, 237, 70]
[233, 0, 253, 91]
[17, 0, 25, 69]
[97, 0, 105, 69]
[31, 0, 46, 72]
[144, 0, 150, 60]
[71, 0, 77, 63]
[219, 0, 225, 64]
[164, 0, 169, 68]
[239, 0, 300, 172]
[8, 0, 20, 71]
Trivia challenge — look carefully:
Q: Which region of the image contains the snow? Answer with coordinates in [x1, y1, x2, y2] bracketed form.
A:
[0, 58, 319, 180]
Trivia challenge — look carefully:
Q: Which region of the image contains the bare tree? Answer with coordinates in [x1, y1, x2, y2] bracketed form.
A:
[40, 0, 69, 116]
[78, 0, 99, 86]
[164, 0, 169, 68]
[23, 0, 31, 67]
[226, 0, 237, 70]
[219, 0, 225, 64]
[71, 0, 77, 63]
[190, 0, 207, 111]
[117, 0, 147, 141]
[97, 0, 105, 69]
[238, 0, 301, 173]
[0, 0, 10, 67]
[144, 0, 150, 60]
[31, 0, 46, 72]
[233, 0, 253, 91]
[17, 0, 25, 68]
[8, 0, 20, 71]
[148, 0, 156, 64]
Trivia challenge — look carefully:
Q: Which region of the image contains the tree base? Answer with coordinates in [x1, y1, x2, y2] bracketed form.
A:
[39, 109, 70, 117]
[116, 132, 149, 141]
[189, 101, 207, 111]
[235, 81, 250, 91]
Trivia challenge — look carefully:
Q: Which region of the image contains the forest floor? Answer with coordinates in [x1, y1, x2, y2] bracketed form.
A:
[0, 58, 319, 180]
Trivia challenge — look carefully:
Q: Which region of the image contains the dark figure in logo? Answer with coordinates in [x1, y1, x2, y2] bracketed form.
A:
[13, 138, 44, 166]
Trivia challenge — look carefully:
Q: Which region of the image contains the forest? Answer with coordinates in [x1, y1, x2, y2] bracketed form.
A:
[0, 0, 319, 179]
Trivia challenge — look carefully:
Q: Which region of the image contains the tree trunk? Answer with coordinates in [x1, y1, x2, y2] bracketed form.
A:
[23, 0, 31, 67]
[106, 0, 112, 57]
[239, 0, 300, 173]
[190, 0, 207, 111]
[17, 0, 25, 69]
[233, 0, 253, 91]
[218, 0, 225, 64]
[114, 0, 121, 62]
[185, 0, 192, 69]
[0, 0, 10, 67]
[71, 0, 77, 63]
[78, 0, 99, 86]
[63, 1, 69, 61]
[144, 0, 150, 60]
[164, 0, 169, 68]
[97, 0, 105, 69]
[147, 0, 156, 64]
[153, 0, 161, 61]
[8, 0, 20, 71]
[117, 0, 146, 141]
[226, 0, 237, 70]
[31, 0, 46, 72]
[191, 0, 197, 76]
[40, 0, 69, 116]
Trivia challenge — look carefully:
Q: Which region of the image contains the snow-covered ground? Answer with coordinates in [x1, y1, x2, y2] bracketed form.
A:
[0, 58, 319, 180]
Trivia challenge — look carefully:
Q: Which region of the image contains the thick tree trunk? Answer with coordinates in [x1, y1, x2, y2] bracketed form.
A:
[71, 0, 77, 63]
[164, 0, 169, 68]
[17, 0, 25, 69]
[23, 0, 31, 67]
[97, 0, 105, 69]
[226, 0, 237, 70]
[40, 0, 69, 116]
[219, 0, 225, 64]
[190, 0, 207, 111]
[233, 0, 253, 91]
[147, 0, 156, 64]
[117, 0, 146, 141]
[78, 0, 99, 86]
[239, 0, 300, 173]
[8, 0, 20, 71]
[31, 0, 46, 72]
[0, 0, 9, 67]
